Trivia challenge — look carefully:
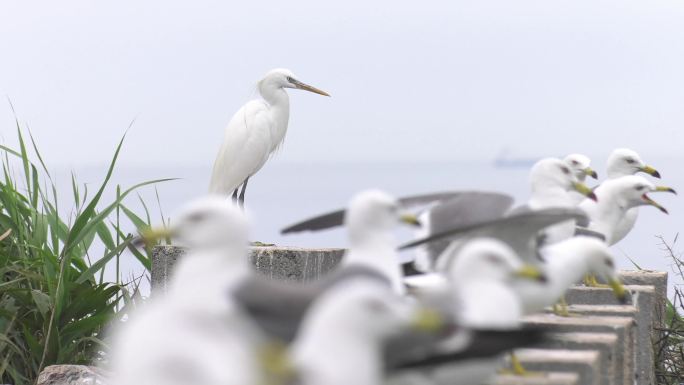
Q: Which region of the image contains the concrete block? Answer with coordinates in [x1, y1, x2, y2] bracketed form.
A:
[507, 349, 601, 385]
[491, 372, 580, 385]
[523, 314, 634, 385]
[37, 365, 108, 385]
[539, 332, 618, 385]
[151, 245, 344, 293]
[565, 285, 656, 385]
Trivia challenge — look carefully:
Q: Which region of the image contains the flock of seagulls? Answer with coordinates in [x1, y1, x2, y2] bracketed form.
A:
[107, 69, 676, 385]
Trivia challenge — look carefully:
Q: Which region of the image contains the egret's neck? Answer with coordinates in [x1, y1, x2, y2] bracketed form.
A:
[259, 84, 290, 149]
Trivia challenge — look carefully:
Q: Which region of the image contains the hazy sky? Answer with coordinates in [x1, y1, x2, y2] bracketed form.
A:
[1, 0, 684, 168]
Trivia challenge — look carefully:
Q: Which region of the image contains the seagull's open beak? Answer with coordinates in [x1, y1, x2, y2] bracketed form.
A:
[291, 79, 330, 96]
[410, 308, 444, 333]
[584, 167, 598, 180]
[608, 278, 628, 304]
[132, 226, 175, 247]
[400, 213, 422, 227]
[655, 186, 677, 195]
[573, 182, 597, 201]
[515, 265, 548, 283]
[639, 165, 661, 178]
[642, 194, 668, 214]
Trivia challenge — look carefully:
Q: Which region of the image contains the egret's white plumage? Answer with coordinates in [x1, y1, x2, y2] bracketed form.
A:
[209, 68, 329, 206]
[109, 197, 264, 385]
[580, 175, 670, 245]
[525, 158, 595, 244]
[603, 149, 663, 244]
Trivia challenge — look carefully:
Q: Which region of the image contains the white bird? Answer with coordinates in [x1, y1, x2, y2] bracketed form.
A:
[109, 197, 267, 385]
[341, 190, 422, 295]
[580, 175, 673, 245]
[512, 236, 626, 315]
[291, 279, 440, 385]
[563, 154, 598, 205]
[602, 148, 664, 244]
[209, 68, 329, 208]
[524, 158, 596, 245]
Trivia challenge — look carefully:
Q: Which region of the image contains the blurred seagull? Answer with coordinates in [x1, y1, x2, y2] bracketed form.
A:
[290, 279, 442, 385]
[579, 175, 674, 245]
[563, 154, 598, 205]
[599, 148, 668, 244]
[209, 69, 329, 208]
[110, 197, 270, 385]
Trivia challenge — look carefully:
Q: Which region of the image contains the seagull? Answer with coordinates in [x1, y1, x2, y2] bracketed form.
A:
[563, 154, 598, 205]
[209, 69, 329, 208]
[579, 175, 674, 245]
[520, 158, 596, 245]
[290, 278, 442, 385]
[600, 148, 667, 244]
[109, 197, 271, 385]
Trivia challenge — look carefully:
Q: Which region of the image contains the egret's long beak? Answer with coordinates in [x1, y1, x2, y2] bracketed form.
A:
[584, 167, 598, 180]
[608, 278, 628, 304]
[573, 182, 597, 201]
[133, 226, 175, 247]
[655, 186, 677, 195]
[291, 79, 330, 96]
[410, 308, 444, 333]
[639, 165, 661, 178]
[400, 213, 422, 227]
[515, 265, 548, 283]
[642, 194, 668, 214]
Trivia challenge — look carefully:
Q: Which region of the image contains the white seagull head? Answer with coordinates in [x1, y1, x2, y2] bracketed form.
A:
[344, 189, 421, 242]
[530, 158, 596, 201]
[563, 153, 597, 182]
[606, 148, 660, 179]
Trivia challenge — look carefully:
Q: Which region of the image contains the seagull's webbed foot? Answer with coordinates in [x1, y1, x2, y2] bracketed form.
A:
[552, 296, 578, 317]
[584, 274, 611, 288]
[498, 353, 545, 377]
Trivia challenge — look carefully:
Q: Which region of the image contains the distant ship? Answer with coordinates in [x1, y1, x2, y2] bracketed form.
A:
[493, 148, 540, 168]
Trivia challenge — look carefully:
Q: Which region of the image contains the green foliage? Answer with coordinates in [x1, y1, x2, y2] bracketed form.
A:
[0, 122, 172, 384]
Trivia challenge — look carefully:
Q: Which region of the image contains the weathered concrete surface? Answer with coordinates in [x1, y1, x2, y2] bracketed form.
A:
[151, 245, 344, 293]
[566, 285, 656, 385]
[491, 372, 580, 385]
[523, 314, 634, 385]
[539, 332, 618, 385]
[37, 365, 107, 385]
[508, 349, 601, 385]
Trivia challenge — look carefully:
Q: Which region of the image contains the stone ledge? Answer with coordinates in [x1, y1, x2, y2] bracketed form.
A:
[508, 349, 601, 385]
[491, 372, 580, 385]
[540, 332, 618, 385]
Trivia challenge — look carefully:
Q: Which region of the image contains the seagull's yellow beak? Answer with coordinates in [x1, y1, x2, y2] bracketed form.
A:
[655, 186, 677, 195]
[291, 79, 330, 97]
[515, 265, 548, 283]
[639, 165, 661, 178]
[573, 182, 597, 201]
[641, 194, 668, 214]
[410, 308, 444, 333]
[400, 213, 422, 227]
[584, 167, 598, 180]
[608, 278, 628, 304]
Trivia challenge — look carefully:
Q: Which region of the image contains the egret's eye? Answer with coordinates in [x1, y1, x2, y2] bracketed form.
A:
[286, 76, 295, 83]
[626, 158, 636, 164]
[560, 166, 571, 175]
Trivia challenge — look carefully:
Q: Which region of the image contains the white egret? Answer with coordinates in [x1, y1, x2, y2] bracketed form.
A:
[602, 148, 666, 244]
[209, 68, 329, 208]
[580, 175, 673, 245]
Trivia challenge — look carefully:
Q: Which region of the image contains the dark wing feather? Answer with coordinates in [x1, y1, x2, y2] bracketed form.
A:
[574, 227, 606, 241]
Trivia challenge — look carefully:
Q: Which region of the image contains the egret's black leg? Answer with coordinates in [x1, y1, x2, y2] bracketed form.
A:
[231, 188, 239, 204]
[238, 177, 250, 209]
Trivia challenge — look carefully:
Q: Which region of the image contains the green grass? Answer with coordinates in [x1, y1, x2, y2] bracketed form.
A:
[0, 119, 173, 384]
